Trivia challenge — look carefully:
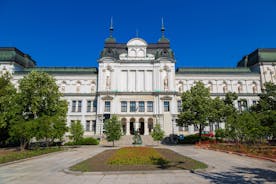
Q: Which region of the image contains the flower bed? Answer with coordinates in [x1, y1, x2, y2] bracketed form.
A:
[70, 147, 207, 172]
[197, 141, 276, 160]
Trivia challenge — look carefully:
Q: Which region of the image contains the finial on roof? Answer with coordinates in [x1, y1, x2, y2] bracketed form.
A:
[109, 16, 114, 37]
[161, 17, 165, 38]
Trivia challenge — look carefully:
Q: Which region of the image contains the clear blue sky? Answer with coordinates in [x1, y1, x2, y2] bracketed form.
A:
[1, 0, 276, 68]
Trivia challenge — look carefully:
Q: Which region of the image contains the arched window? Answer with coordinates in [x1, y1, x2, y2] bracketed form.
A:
[129, 49, 136, 57]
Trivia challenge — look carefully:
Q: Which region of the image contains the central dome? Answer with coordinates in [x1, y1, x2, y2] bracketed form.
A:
[127, 38, 147, 47]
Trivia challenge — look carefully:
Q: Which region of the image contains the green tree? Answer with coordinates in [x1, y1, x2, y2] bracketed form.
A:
[0, 73, 17, 146]
[225, 112, 268, 144]
[151, 123, 165, 143]
[177, 82, 212, 138]
[251, 82, 276, 139]
[209, 97, 227, 130]
[104, 116, 122, 147]
[69, 120, 84, 143]
[8, 71, 68, 150]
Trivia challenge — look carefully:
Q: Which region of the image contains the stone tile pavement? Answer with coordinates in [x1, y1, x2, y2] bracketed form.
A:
[0, 145, 275, 184]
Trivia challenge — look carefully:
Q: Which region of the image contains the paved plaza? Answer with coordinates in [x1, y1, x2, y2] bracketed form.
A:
[0, 145, 275, 184]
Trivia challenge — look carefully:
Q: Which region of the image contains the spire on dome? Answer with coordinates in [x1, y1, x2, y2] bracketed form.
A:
[105, 17, 116, 43]
[158, 17, 169, 43]
[161, 17, 165, 38]
[109, 16, 114, 37]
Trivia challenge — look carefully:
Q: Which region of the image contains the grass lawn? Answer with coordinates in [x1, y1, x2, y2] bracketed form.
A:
[70, 147, 207, 172]
[0, 147, 64, 164]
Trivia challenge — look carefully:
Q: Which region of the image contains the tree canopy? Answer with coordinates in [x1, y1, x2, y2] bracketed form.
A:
[178, 82, 220, 138]
[103, 115, 122, 147]
[4, 71, 68, 150]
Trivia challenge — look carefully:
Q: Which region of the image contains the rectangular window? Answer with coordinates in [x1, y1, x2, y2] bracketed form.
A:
[104, 101, 111, 112]
[238, 101, 242, 112]
[87, 100, 92, 112]
[92, 100, 97, 112]
[77, 100, 82, 112]
[121, 101, 127, 112]
[86, 120, 90, 131]
[130, 101, 136, 112]
[252, 100, 257, 105]
[164, 101, 170, 112]
[177, 100, 182, 112]
[139, 101, 145, 112]
[147, 101, 153, 112]
[243, 100, 248, 111]
[92, 120, 96, 133]
[72, 100, 76, 112]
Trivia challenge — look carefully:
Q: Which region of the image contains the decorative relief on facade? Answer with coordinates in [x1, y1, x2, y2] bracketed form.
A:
[106, 75, 111, 90]
[164, 75, 168, 90]
[101, 95, 113, 100]
[160, 96, 172, 100]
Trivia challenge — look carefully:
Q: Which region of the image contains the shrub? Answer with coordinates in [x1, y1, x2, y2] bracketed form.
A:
[64, 137, 99, 146]
[215, 128, 225, 140]
[69, 121, 84, 143]
[151, 124, 165, 142]
[178, 134, 210, 144]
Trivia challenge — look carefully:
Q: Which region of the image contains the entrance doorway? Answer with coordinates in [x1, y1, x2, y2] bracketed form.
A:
[121, 118, 127, 135]
[139, 118, 144, 135]
[148, 118, 153, 133]
[130, 118, 135, 135]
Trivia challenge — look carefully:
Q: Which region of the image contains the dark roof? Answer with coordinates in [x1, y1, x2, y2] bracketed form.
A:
[0, 47, 36, 68]
[176, 67, 258, 75]
[237, 48, 276, 67]
[14, 67, 98, 74]
[100, 41, 174, 60]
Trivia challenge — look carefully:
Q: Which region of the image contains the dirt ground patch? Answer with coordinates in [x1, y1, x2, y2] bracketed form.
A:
[70, 147, 207, 172]
[0, 148, 17, 156]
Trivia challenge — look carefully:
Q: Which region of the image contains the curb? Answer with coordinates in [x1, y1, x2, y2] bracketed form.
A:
[64, 168, 201, 175]
[0, 149, 66, 167]
[199, 147, 276, 163]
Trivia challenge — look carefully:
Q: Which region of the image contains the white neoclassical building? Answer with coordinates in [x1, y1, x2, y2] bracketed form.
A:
[0, 27, 275, 137]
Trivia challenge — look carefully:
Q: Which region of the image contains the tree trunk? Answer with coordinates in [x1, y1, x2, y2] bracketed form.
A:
[20, 139, 28, 151]
[113, 140, 114, 147]
[199, 124, 202, 140]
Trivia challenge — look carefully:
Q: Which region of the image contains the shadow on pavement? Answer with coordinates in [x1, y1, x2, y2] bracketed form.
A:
[194, 167, 276, 184]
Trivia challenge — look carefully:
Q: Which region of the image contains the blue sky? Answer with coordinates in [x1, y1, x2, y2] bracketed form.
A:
[1, 0, 276, 68]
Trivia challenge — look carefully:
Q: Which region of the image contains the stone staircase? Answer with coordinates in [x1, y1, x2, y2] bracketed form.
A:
[100, 135, 157, 147]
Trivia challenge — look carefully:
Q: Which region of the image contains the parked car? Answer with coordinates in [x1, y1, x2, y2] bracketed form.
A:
[196, 131, 214, 137]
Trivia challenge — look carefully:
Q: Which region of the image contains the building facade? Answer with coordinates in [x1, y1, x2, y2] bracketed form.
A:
[1, 32, 275, 137]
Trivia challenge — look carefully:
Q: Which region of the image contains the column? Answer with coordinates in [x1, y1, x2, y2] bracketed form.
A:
[145, 120, 149, 135]
[126, 120, 130, 135]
